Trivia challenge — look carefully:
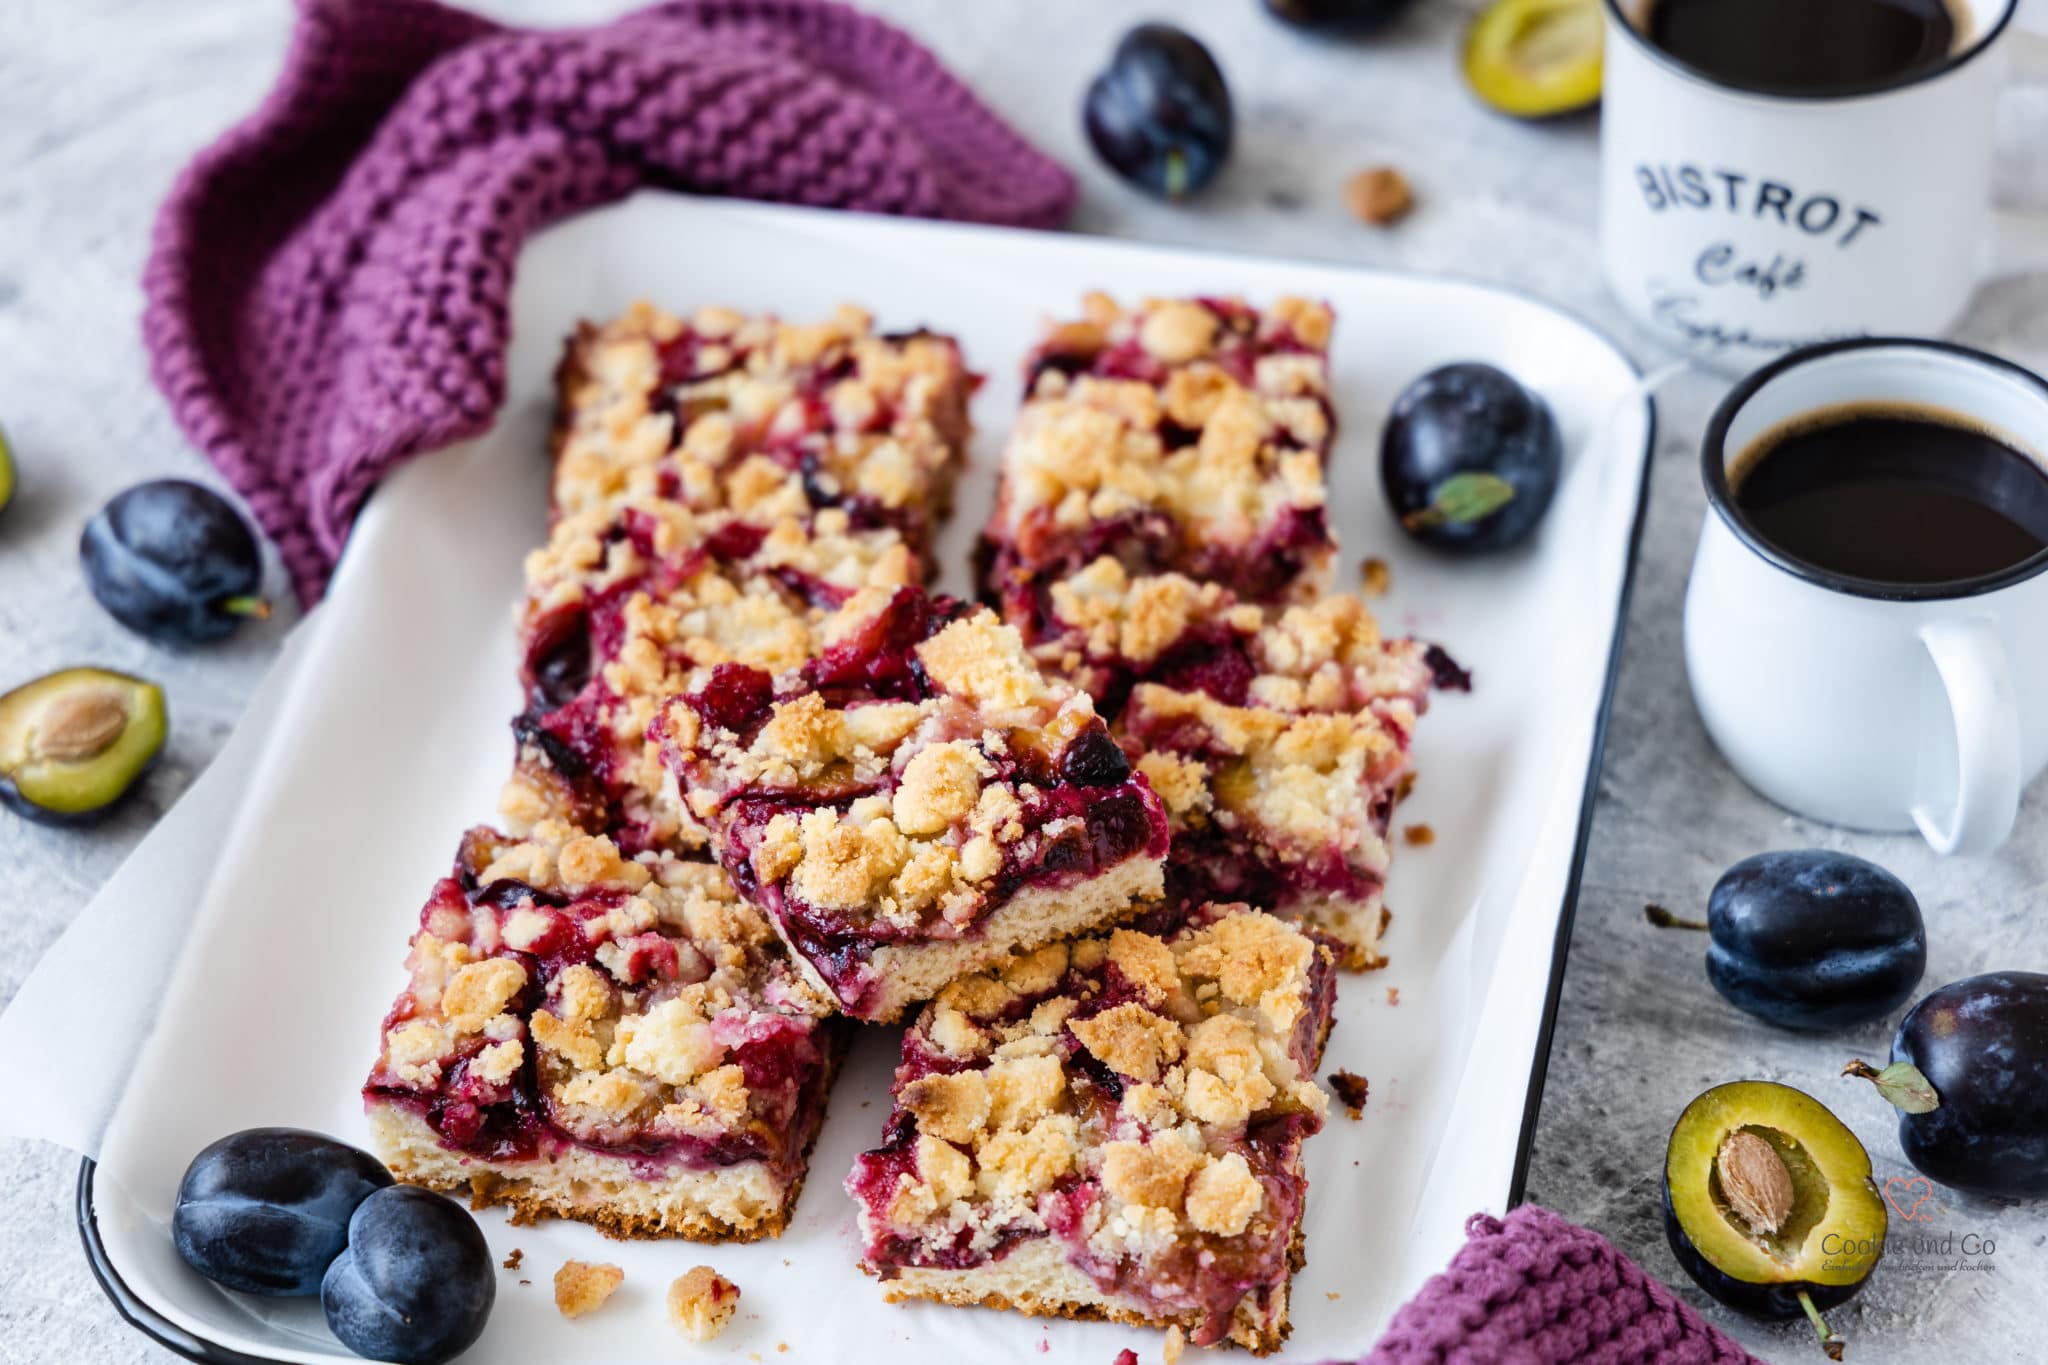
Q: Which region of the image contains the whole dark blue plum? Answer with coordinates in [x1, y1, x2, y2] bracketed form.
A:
[1854, 972, 2048, 1197]
[1264, 0, 1417, 31]
[1084, 25, 1233, 200]
[1381, 363, 1561, 552]
[1705, 850, 1926, 1031]
[323, 1185, 494, 1364]
[81, 479, 270, 645]
[173, 1128, 393, 1296]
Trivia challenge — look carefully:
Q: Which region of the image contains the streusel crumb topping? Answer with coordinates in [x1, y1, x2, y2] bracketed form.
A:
[1001, 385, 1325, 541]
[667, 1265, 740, 1343]
[551, 302, 970, 541]
[853, 910, 1330, 1272]
[553, 1260, 624, 1318]
[662, 592, 1159, 944]
[994, 297, 1337, 553]
[914, 611, 1069, 720]
[1046, 559, 1256, 669]
[1123, 683, 1410, 852]
[373, 825, 834, 1151]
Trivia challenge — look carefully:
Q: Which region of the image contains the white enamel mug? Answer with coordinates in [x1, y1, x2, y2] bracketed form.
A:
[1600, 0, 2048, 373]
[1684, 338, 2048, 854]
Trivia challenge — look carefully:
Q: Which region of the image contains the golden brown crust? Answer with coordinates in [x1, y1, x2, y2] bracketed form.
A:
[878, 1263, 1292, 1356]
[385, 1165, 804, 1244]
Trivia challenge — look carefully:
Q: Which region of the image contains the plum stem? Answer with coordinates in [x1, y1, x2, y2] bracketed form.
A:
[1402, 472, 1517, 532]
[1164, 149, 1189, 199]
[1643, 903, 1708, 932]
[1843, 1059, 1940, 1114]
[1798, 1290, 1845, 1360]
[219, 595, 272, 620]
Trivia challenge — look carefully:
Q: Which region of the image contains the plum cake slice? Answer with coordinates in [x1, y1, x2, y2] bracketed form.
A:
[980, 294, 1339, 619]
[1022, 558, 1436, 967]
[505, 494, 920, 854]
[551, 301, 974, 558]
[363, 821, 847, 1241]
[846, 908, 1336, 1353]
[659, 587, 1170, 1023]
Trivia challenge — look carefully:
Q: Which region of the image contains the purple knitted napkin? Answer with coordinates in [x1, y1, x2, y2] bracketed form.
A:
[1362, 1207, 1765, 1365]
[142, 0, 1074, 605]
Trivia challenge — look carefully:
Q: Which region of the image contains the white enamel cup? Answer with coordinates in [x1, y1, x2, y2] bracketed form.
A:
[1600, 0, 2048, 373]
[1684, 338, 2048, 854]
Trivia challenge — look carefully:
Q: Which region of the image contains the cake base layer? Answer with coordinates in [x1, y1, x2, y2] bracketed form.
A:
[879, 1233, 1294, 1355]
[369, 1101, 816, 1243]
[1300, 896, 1390, 972]
[792, 851, 1166, 1023]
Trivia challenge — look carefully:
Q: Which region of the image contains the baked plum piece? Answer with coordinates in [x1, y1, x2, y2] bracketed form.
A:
[504, 493, 919, 855]
[847, 907, 1336, 1353]
[660, 587, 1170, 1023]
[363, 822, 846, 1241]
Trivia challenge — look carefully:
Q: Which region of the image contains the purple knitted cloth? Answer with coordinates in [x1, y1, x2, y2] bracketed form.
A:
[1362, 1207, 1765, 1364]
[142, 0, 1074, 604]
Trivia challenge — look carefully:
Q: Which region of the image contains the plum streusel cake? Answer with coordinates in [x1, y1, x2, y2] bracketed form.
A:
[979, 293, 1339, 618]
[551, 300, 973, 557]
[846, 908, 1336, 1353]
[981, 297, 1444, 968]
[364, 304, 968, 1243]
[659, 587, 1172, 1023]
[1032, 559, 1432, 967]
[364, 822, 847, 1241]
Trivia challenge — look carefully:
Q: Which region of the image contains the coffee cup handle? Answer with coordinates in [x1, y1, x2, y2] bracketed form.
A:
[1911, 618, 2021, 856]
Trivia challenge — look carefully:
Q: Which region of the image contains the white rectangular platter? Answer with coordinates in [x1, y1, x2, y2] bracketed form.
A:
[81, 196, 1654, 1364]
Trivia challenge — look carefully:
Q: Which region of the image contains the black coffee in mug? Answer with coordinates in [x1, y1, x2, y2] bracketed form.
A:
[1646, 0, 1966, 96]
[1733, 405, 2048, 584]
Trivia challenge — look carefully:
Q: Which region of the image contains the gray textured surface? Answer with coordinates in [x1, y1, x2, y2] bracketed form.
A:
[3, 1, 2046, 1361]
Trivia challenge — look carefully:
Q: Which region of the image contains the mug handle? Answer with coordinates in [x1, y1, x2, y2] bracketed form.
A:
[1911, 618, 2022, 856]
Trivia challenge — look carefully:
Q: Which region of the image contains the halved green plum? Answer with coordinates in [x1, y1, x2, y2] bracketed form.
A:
[1665, 1081, 1885, 1360]
[0, 667, 166, 824]
[1463, 0, 1604, 119]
